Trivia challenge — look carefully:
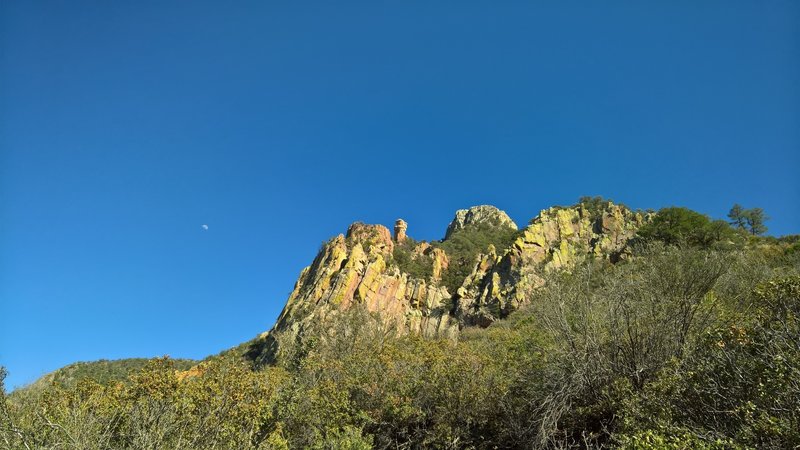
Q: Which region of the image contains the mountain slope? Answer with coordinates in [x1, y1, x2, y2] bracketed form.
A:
[20, 358, 197, 391]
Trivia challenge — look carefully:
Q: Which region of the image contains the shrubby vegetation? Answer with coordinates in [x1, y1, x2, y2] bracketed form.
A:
[386, 220, 518, 292]
[2, 358, 288, 449]
[637, 204, 777, 251]
[3, 206, 799, 449]
[22, 358, 197, 391]
[388, 237, 434, 280]
[577, 195, 629, 217]
[636, 207, 740, 249]
[620, 275, 800, 448]
[433, 223, 519, 292]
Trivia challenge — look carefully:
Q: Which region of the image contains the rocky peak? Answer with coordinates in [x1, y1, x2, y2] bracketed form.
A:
[253, 201, 648, 366]
[345, 222, 394, 254]
[445, 205, 518, 239]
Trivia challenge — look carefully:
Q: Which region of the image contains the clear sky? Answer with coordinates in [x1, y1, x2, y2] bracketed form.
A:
[1, 1, 798, 389]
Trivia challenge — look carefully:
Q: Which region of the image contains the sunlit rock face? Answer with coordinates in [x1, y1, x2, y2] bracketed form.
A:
[454, 203, 649, 327]
[254, 202, 648, 365]
[394, 219, 408, 243]
[444, 205, 518, 239]
[256, 222, 457, 366]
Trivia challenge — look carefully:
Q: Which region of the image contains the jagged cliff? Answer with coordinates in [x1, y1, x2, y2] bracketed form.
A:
[253, 202, 649, 365]
[454, 203, 649, 326]
[253, 221, 458, 366]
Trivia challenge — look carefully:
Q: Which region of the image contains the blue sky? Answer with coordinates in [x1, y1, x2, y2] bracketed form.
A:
[1, 1, 798, 389]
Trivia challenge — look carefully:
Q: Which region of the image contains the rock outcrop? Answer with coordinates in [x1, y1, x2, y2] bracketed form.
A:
[255, 222, 457, 366]
[394, 219, 408, 243]
[454, 202, 649, 326]
[254, 201, 649, 365]
[429, 248, 449, 282]
[444, 205, 518, 239]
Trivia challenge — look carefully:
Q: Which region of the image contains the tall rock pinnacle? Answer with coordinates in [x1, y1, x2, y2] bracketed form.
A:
[394, 219, 408, 243]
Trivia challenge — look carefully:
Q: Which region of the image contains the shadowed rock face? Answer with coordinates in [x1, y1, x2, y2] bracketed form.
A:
[444, 205, 518, 239]
[253, 202, 649, 366]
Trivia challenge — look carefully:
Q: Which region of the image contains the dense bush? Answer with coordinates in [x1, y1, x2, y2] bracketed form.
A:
[388, 238, 434, 280]
[619, 276, 800, 449]
[577, 195, 628, 217]
[3, 358, 288, 449]
[637, 207, 740, 249]
[25, 358, 197, 390]
[434, 222, 519, 292]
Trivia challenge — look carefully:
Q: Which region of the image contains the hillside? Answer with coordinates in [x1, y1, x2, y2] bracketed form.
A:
[20, 358, 198, 391]
[3, 198, 799, 449]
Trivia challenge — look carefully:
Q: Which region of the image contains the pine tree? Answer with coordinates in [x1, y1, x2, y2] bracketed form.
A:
[727, 204, 747, 230]
[728, 204, 769, 235]
[744, 207, 768, 235]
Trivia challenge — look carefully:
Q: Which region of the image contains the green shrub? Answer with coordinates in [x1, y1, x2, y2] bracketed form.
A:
[578, 195, 628, 217]
[621, 275, 800, 449]
[615, 429, 738, 449]
[389, 238, 434, 280]
[434, 222, 519, 292]
[637, 207, 739, 248]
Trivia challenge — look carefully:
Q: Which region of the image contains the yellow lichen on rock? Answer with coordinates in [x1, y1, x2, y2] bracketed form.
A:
[454, 201, 649, 327]
[257, 202, 648, 365]
[430, 248, 449, 282]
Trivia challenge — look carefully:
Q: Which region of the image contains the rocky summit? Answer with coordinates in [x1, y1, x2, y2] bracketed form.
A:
[252, 201, 650, 365]
[444, 205, 518, 239]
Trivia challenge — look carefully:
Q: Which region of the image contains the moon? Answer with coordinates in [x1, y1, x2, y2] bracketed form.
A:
[201, 224, 209, 230]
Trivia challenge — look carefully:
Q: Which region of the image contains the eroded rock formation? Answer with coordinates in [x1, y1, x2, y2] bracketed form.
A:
[254, 201, 649, 365]
[255, 222, 457, 365]
[394, 219, 408, 243]
[445, 205, 518, 239]
[454, 202, 649, 326]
